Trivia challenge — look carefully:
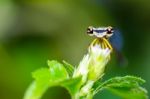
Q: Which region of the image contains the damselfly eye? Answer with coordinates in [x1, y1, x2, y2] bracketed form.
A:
[106, 26, 114, 34]
[87, 26, 93, 34]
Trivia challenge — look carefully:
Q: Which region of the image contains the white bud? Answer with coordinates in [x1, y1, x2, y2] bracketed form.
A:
[73, 38, 112, 84]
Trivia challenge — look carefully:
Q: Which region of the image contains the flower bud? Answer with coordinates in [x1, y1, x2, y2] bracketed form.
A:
[73, 38, 112, 83]
[88, 42, 111, 81]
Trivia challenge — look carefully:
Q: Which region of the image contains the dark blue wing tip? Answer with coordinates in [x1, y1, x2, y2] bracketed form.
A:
[109, 28, 123, 51]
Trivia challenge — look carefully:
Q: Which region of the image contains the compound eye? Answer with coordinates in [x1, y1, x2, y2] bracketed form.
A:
[87, 26, 93, 34]
[106, 26, 114, 34]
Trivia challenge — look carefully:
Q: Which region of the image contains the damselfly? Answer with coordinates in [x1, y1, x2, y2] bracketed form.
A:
[87, 26, 127, 66]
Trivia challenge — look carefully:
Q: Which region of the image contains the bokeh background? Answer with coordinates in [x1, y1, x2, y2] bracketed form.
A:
[0, 0, 150, 99]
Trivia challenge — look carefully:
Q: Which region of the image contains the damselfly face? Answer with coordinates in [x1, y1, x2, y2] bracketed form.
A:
[87, 26, 114, 38]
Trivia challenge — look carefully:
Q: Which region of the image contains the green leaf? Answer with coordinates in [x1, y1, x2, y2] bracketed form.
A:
[24, 68, 51, 99]
[62, 60, 74, 77]
[93, 76, 148, 99]
[47, 60, 69, 81]
[32, 68, 51, 83]
[108, 86, 147, 99]
[24, 60, 69, 99]
[23, 60, 82, 99]
[24, 77, 82, 99]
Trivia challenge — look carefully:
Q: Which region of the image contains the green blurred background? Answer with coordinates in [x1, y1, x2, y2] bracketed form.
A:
[0, 0, 150, 99]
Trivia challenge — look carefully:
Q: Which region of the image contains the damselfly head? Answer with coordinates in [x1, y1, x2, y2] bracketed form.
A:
[87, 26, 94, 36]
[87, 26, 114, 38]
